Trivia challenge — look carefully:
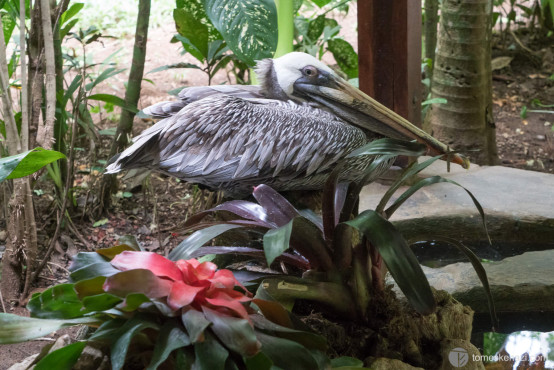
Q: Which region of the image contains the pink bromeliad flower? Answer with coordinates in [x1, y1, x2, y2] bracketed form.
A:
[103, 251, 252, 320]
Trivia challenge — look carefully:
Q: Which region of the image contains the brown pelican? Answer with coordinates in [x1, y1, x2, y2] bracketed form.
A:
[106, 52, 468, 197]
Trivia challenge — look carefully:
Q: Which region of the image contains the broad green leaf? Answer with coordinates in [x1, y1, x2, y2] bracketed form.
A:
[255, 331, 322, 370]
[245, 352, 273, 370]
[70, 262, 119, 282]
[147, 322, 191, 370]
[93, 218, 109, 227]
[74, 276, 107, 299]
[118, 293, 150, 312]
[331, 356, 364, 368]
[27, 284, 83, 319]
[108, 318, 159, 370]
[327, 39, 358, 79]
[60, 18, 79, 40]
[0, 313, 98, 344]
[60, 3, 83, 25]
[35, 341, 86, 370]
[263, 219, 293, 266]
[251, 314, 326, 351]
[88, 94, 138, 114]
[82, 293, 122, 312]
[2, 12, 15, 44]
[194, 331, 229, 370]
[69, 251, 110, 272]
[203, 0, 278, 66]
[203, 307, 259, 356]
[289, 216, 334, 271]
[0, 148, 66, 183]
[173, 8, 210, 59]
[182, 309, 211, 342]
[346, 138, 426, 159]
[96, 243, 136, 259]
[346, 211, 436, 315]
[307, 15, 325, 41]
[310, 0, 333, 7]
[168, 224, 244, 260]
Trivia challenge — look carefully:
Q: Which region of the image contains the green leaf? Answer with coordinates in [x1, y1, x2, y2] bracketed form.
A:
[93, 218, 109, 227]
[173, 8, 210, 59]
[307, 15, 325, 41]
[27, 284, 84, 319]
[69, 251, 110, 272]
[70, 262, 119, 283]
[35, 341, 86, 370]
[194, 331, 229, 370]
[60, 3, 84, 26]
[85, 68, 125, 91]
[263, 219, 293, 266]
[203, 0, 278, 66]
[421, 97, 447, 106]
[88, 93, 138, 114]
[327, 39, 358, 79]
[310, 0, 332, 7]
[108, 318, 159, 370]
[182, 309, 211, 342]
[346, 138, 426, 159]
[203, 307, 259, 356]
[147, 62, 202, 74]
[60, 18, 79, 40]
[82, 293, 122, 312]
[168, 224, 244, 261]
[0, 148, 66, 183]
[346, 211, 436, 315]
[147, 322, 191, 370]
[255, 331, 321, 370]
[0, 313, 98, 344]
[1, 12, 15, 44]
[331, 356, 364, 368]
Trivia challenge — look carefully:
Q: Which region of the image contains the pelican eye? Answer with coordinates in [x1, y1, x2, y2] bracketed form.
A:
[302, 66, 318, 77]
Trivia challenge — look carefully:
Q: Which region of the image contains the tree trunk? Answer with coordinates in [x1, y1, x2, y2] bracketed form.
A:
[100, 0, 151, 211]
[423, 0, 498, 165]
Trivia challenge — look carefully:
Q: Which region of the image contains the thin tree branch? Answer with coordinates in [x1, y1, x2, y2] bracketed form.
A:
[20, 0, 29, 151]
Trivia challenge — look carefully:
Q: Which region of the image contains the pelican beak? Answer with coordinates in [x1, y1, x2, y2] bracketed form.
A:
[295, 74, 470, 169]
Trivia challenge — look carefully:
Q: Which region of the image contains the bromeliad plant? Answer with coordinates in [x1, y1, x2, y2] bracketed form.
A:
[0, 238, 341, 370]
[169, 138, 496, 324]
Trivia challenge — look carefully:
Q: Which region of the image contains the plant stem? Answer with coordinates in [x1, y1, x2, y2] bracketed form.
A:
[39, 0, 56, 150]
[274, 0, 294, 58]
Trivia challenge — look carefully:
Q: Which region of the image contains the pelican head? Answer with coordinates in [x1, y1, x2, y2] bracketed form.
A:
[256, 52, 469, 169]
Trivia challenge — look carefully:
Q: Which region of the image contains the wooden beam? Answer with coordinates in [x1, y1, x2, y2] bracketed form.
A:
[357, 1, 422, 126]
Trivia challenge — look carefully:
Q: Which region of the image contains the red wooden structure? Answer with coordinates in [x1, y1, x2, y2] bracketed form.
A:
[358, 1, 422, 126]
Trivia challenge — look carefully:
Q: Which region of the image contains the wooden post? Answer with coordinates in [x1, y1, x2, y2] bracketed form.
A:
[357, 1, 422, 126]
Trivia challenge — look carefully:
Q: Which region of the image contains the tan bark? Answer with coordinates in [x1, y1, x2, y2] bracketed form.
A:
[423, 0, 498, 165]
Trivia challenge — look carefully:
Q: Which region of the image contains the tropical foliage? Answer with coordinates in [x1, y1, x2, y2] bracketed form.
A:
[0, 238, 347, 370]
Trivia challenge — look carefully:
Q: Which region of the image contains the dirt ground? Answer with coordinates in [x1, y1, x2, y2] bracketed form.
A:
[1, 10, 553, 369]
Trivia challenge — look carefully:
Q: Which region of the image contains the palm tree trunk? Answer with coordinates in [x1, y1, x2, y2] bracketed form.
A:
[423, 0, 498, 165]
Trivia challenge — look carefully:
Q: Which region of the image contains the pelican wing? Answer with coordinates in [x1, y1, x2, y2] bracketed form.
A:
[107, 94, 366, 194]
[143, 85, 265, 119]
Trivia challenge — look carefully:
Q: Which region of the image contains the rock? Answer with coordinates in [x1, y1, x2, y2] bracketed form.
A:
[367, 357, 424, 370]
[361, 163, 554, 248]
[7, 354, 39, 370]
[0, 230, 7, 242]
[440, 339, 484, 370]
[73, 345, 110, 370]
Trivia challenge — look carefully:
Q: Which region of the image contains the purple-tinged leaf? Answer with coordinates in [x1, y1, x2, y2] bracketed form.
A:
[346, 210, 436, 315]
[69, 252, 109, 272]
[189, 246, 310, 270]
[69, 262, 120, 283]
[169, 224, 244, 261]
[185, 200, 276, 228]
[108, 318, 159, 370]
[253, 185, 299, 227]
[298, 209, 323, 231]
[202, 307, 260, 356]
